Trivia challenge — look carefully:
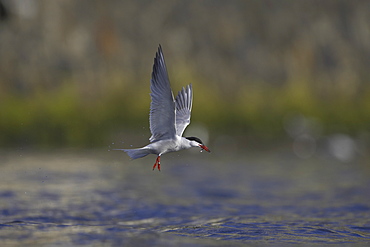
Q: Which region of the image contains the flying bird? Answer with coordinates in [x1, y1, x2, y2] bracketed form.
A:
[115, 45, 210, 171]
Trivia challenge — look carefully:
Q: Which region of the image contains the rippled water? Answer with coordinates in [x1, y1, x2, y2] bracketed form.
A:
[0, 149, 369, 246]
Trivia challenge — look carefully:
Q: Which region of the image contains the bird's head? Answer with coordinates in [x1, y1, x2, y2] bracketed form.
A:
[185, 137, 211, 152]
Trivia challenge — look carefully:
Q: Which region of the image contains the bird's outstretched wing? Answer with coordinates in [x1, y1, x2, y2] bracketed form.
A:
[175, 84, 193, 137]
[149, 45, 176, 142]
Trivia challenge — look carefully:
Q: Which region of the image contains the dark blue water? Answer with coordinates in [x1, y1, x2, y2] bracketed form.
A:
[0, 150, 369, 246]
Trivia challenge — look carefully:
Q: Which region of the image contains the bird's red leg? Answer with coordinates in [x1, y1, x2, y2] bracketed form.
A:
[152, 156, 161, 171]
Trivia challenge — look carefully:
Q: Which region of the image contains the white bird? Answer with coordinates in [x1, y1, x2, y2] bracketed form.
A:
[116, 45, 210, 171]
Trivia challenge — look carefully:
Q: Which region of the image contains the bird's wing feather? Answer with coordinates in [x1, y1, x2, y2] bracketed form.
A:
[175, 84, 193, 137]
[149, 45, 176, 142]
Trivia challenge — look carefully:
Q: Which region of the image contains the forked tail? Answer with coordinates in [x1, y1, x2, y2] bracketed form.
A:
[113, 148, 151, 159]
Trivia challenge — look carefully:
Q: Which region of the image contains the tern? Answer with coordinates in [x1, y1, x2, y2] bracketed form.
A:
[116, 45, 210, 171]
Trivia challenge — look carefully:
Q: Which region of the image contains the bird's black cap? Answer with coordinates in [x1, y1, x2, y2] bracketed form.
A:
[185, 137, 203, 145]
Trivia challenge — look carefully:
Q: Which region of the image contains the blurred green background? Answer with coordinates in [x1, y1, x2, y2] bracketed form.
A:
[0, 1, 369, 158]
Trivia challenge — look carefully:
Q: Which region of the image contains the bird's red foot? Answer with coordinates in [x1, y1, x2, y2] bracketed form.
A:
[152, 156, 161, 171]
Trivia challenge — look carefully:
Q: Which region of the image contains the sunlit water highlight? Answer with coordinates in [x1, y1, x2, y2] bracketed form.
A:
[0, 150, 369, 246]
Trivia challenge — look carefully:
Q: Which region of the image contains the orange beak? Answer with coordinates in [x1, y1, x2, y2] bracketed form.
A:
[199, 144, 211, 153]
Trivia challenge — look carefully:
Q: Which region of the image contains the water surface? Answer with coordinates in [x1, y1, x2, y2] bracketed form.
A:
[0, 149, 369, 246]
